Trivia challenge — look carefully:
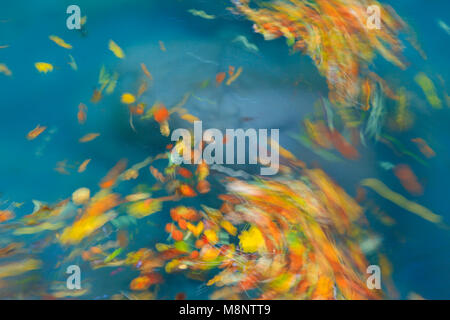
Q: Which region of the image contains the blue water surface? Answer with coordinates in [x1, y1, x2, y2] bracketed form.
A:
[0, 0, 449, 299]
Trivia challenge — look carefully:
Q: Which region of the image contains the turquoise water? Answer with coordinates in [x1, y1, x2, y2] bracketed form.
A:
[0, 0, 449, 299]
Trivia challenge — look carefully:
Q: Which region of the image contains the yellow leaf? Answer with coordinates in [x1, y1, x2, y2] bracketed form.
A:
[0, 63, 12, 76]
[201, 245, 220, 261]
[49, 35, 72, 49]
[109, 40, 125, 59]
[79, 133, 100, 143]
[186, 221, 204, 237]
[60, 212, 116, 245]
[220, 219, 237, 236]
[414, 72, 442, 109]
[13, 221, 64, 235]
[35, 62, 53, 73]
[361, 178, 442, 224]
[165, 259, 180, 273]
[127, 199, 161, 218]
[226, 66, 243, 85]
[239, 226, 266, 253]
[0, 259, 42, 279]
[204, 229, 218, 244]
[181, 113, 200, 123]
[121, 93, 136, 104]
